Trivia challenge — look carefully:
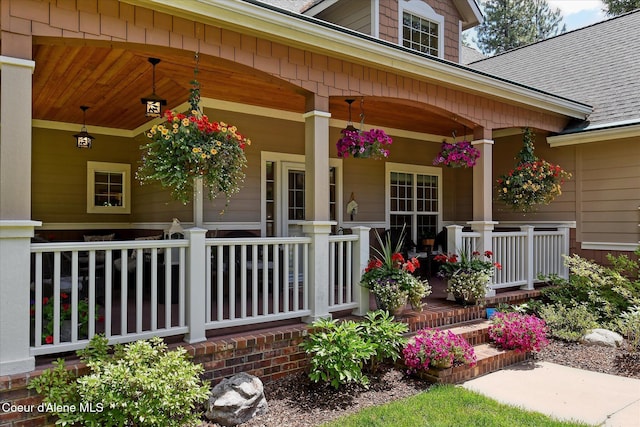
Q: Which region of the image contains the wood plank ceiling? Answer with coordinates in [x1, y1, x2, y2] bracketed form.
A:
[32, 42, 462, 137]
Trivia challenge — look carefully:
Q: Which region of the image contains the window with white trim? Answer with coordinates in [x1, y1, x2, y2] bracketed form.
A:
[87, 161, 131, 214]
[386, 163, 441, 246]
[399, 0, 444, 58]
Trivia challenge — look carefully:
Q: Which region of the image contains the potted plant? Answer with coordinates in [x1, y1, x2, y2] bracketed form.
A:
[434, 251, 502, 306]
[403, 327, 476, 372]
[336, 128, 392, 159]
[360, 227, 431, 313]
[488, 312, 549, 353]
[432, 140, 480, 168]
[496, 128, 571, 212]
[30, 293, 102, 344]
[137, 68, 251, 205]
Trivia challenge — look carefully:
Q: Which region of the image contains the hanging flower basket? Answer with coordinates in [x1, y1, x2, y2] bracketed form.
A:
[137, 67, 251, 205]
[432, 140, 480, 168]
[496, 128, 571, 212]
[336, 128, 392, 159]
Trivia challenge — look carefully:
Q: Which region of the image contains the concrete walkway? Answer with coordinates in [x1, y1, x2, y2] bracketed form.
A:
[462, 361, 640, 426]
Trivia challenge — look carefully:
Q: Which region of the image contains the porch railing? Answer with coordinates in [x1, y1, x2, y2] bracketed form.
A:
[27, 227, 369, 357]
[449, 224, 570, 292]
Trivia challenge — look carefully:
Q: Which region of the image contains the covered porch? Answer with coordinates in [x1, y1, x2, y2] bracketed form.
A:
[0, 1, 586, 375]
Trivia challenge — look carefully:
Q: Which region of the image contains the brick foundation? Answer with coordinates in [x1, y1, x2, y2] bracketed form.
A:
[0, 325, 309, 427]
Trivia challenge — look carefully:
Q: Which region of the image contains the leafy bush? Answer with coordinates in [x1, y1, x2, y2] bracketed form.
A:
[488, 312, 549, 353]
[362, 310, 409, 372]
[495, 300, 543, 316]
[610, 305, 640, 351]
[301, 311, 408, 389]
[538, 303, 599, 342]
[29, 335, 210, 426]
[540, 253, 640, 327]
[403, 328, 476, 373]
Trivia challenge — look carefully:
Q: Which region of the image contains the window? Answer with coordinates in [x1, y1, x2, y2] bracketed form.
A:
[386, 163, 441, 245]
[87, 161, 131, 214]
[399, 0, 444, 58]
[261, 153, 342, 237]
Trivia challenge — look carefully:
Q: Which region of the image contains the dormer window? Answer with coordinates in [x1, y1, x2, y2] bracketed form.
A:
[399, 0, 444, 58]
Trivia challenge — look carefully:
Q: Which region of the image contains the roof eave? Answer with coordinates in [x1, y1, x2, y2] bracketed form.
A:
[453, 0, 483, 30]
[124, 0, 591, 120]
[547, 122, 640, 147]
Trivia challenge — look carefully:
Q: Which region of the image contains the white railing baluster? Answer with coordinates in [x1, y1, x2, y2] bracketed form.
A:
[329, 241, 336, 307]
[240, 245, 247, 319]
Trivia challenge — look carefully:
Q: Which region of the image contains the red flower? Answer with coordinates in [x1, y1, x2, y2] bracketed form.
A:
[434, 254, 448, 263]
[472, 251, 480, 256]
[447, 255, 458, 263]
[45, 335, 53, 344]
[42, 297, 49, 305]
[98, 315, 105, 322]
[494, 262, 503, 270]
[60, 292, 68, 299]
[410, 257, 420, 268]
[62, 304, 71, 312]
[484, 251, 493, 258]
[405, 262, 416, 273]
[391, 253, 405, 264]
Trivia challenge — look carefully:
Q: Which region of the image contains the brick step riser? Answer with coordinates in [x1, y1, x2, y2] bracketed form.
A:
[412, 348, 530, 384]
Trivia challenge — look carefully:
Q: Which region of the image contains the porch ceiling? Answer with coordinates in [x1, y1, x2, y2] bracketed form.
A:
[32, 41, 462, 137]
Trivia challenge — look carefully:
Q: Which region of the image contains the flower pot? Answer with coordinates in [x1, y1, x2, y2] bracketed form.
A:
[374, 294, 406, 315]
[430, 359, 453, 370]
[486, 307, 497, 319]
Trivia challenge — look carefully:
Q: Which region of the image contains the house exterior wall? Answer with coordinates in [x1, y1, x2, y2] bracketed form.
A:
[378, 0, 462, 62]
[576, 138, 640, 247]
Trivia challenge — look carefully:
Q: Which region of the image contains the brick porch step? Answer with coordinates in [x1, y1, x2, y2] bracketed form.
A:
[404, 318, 531, 384]
[413, 343, 530, 385]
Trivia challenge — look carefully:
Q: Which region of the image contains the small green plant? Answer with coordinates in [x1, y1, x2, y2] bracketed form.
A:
[302, 310, 408, 389]
[361, 310, 408, 373]
[302, 318, 377, 389]
[29, 335, 210, 426]
[611, 305, 640, 351]
[539, 303, 599, 342]
[495, 299, 543, 315]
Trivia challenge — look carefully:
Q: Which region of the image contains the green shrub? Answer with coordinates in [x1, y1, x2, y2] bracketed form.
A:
[495, 299, 543, 316]
[301, 310, 408, 389]
[361, 310, 408, 373]
[301, 318, 376, 389]
[540, 253, 640, 327]
[29, 335, 210, 426]
[539, 303, 599, 342]
[610, 305, 640, 351]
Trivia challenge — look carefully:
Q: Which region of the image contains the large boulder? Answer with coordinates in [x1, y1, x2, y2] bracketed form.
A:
[581, 328, 623, 348]
[205, 373, 268, 426]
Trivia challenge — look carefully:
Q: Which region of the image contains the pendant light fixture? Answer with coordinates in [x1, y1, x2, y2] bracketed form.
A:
[140, 57, 167, 118]
[74, 106, 94, 149]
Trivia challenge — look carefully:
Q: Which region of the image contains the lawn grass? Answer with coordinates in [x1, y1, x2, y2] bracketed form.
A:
[321, 384, 593, 427]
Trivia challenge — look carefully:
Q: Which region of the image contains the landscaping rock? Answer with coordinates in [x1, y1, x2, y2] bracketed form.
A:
[205, 372, 268, 426]
[582, 329, 623, 348]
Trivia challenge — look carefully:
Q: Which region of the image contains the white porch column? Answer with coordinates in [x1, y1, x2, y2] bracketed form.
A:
[446, 225, 464, 255]
[471, 139, 494, 222]
[303, 109, 331, 221]
[351, 226, 371, 316]
[0, 56, 37, 375]
[193, 177, 204, 227]
[520, 225, 535, 290]
[1, 56, 35, 218]
[468, 220, 499, 297]
[0, 221, 40, 375]
[302, 221, 333, 322]
[184, 227, 207, 344]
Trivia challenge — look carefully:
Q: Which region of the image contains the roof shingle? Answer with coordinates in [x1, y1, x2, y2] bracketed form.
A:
[468, 10, 640, 130]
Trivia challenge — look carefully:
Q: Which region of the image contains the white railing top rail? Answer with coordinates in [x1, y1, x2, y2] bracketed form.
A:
[328, 234, 359, 243]
[30, 240, 188, 252]
[206, 236, 312, 245]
